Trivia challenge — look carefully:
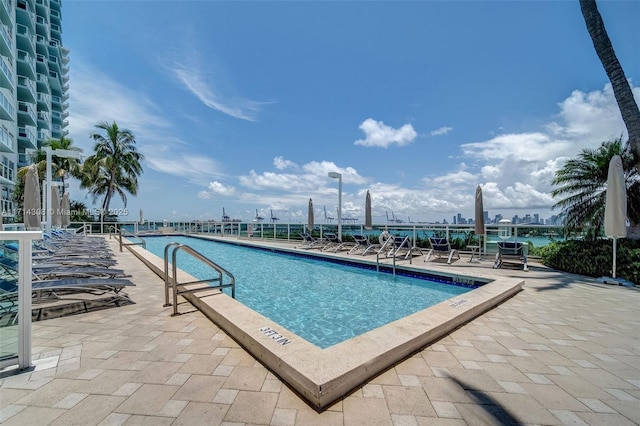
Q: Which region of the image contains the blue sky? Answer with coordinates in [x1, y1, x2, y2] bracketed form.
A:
[62, 1, 640, 224]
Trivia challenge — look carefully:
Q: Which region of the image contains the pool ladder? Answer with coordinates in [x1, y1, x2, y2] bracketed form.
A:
[164, 243, 236, 316]
[376, 235, 415, 276]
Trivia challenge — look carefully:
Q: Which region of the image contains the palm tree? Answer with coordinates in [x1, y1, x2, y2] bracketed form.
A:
[552, 137, 639, 238]
[16, 137, 82, 183]
[80, 121, 144, 222]
[579, 0, 640, 169]
[69, 200, 93, 222]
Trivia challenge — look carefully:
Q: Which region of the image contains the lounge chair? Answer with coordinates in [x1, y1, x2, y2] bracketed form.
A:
[0, 277, 135, 322]
[0, 257, 128, 280]
[322, 233, 353, 253]
[388, 236, 423, 260]
[298, 233, 326, 250]
[425, 237, 460, 264]
[493, 241, 528, 271]
[348, 235, 381, 255]
[0, 276, 134, 294]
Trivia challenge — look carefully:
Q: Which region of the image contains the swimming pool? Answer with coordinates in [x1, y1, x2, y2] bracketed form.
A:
[142, 236, 473, 348]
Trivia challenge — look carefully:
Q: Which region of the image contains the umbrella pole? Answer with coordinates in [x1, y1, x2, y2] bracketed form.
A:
[612, 238, 617, 278]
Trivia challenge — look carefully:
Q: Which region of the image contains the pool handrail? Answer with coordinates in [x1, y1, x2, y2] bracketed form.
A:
[118, 228, 146, 252]
[165, 243, 236, 316]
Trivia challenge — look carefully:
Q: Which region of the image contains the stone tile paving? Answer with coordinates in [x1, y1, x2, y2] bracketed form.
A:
[1, 237, 639, 425]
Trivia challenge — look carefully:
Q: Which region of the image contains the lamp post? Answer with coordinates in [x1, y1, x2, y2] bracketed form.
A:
[44, 147, 82, 234]
[328, 172, 342, 240]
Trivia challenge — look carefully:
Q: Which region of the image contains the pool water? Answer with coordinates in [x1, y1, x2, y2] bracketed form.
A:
[143, 236, 472, 348]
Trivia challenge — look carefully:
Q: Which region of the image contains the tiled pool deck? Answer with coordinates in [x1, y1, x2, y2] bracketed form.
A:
[1, 236, 639, 425]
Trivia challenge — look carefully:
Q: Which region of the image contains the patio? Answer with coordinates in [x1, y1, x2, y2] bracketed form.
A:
[1, 237, 639, 425]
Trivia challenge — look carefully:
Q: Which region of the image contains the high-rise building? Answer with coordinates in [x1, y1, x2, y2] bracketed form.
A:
[1, 0, 69, 221]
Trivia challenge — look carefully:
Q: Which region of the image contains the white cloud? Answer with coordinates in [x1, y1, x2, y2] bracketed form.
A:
[197, 181, 236, 199]
[431, 126, 453, 136]
[448, 83, 638, 218]
[144, 151, 225, 185]
[162, 43, 265, 122]
[273, 156, 298, 170]
[171, 62, 261, 122]
[354, 118, 417, 148]
[67, 62, 168, 153]
[68, 59, 228, 188]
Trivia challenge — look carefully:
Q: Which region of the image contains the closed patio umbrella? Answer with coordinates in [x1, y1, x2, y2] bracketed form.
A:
[23, 164, 41, 229]
[471, 185, 485, 261]
[603, 155, 627, 280]
[61, 192, 70, 228]
[475, 185, 485, 245]
[365, 190, 372, 230]
[308, 198, 314, 232]
[51, 185, 61, 228]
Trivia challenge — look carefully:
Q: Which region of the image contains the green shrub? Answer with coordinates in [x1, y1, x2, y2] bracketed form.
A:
[539, 239, 640, 283]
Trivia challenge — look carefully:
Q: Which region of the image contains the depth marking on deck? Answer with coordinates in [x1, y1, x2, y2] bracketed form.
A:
[259, 326, 293, 345]
[450, 299, 468, 308]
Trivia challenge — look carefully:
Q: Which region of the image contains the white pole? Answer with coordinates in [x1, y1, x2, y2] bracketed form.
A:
[612, 238, 617, 278]
[45, 147, 52, 235]
[337, 175, 342, 240]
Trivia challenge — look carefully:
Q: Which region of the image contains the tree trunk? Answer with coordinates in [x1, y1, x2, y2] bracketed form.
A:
[579, 0, 640, 170]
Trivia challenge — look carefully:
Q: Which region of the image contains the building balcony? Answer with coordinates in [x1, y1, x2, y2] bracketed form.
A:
[17, 75, 37, 103]
[0, 125, 14, 153]
[0, 57, 13, 91]
[16, 1, 36, 31]
[0, 91, 14, 121]
[48, 71, 61, 92]
[17, 101, 36, 126]
[18, 126, 37, 150]
[37, 92, 50, 110]
[0, 24, 12, 57]
[18, 152, 32, 168]
[17, 49, 37, 80]
[0, 0, 12, 28]
[35, 14, 47, 27]
[37, 116, 49, 131]
[0, 160, 14, 184]
[16, 24, 36, 55]
[37, 128, 49, 142]
[48, 55, 60, 74]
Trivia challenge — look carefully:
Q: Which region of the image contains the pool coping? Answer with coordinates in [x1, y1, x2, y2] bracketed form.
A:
[125, 236, 524, 410]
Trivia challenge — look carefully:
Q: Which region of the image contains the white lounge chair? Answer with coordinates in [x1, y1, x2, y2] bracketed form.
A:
[425, 237, 460, 264]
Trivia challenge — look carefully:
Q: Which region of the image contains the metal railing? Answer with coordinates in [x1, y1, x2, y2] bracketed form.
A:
[376, 235, 418, 276]
[118, 228, 146, 252]
[164, 243, 235, 316]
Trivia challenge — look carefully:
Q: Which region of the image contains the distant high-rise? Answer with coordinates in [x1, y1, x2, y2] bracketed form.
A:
[0, 0, 69, 220]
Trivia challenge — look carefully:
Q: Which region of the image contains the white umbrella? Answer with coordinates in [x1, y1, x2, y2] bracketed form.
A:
[23, 165, 41, 229]
[474, 185, 485, 259]
[603, 155, 627, 279]
[365, 190, 372, 230]
[61, 192, 70, 228]
[139, 208, 144, 225]
[308, 198, 314, 232]
[51, 185, 61, 228]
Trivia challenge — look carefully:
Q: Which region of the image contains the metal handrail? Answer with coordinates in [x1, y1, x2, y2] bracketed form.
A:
[163, 242, 181, 307]
[376, 236, 397, 274]
[118, 228, 146, 252]
[165, 243, 235, 316]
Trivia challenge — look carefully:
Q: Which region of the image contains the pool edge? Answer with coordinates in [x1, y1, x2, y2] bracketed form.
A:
[125, 239, 524, 410]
